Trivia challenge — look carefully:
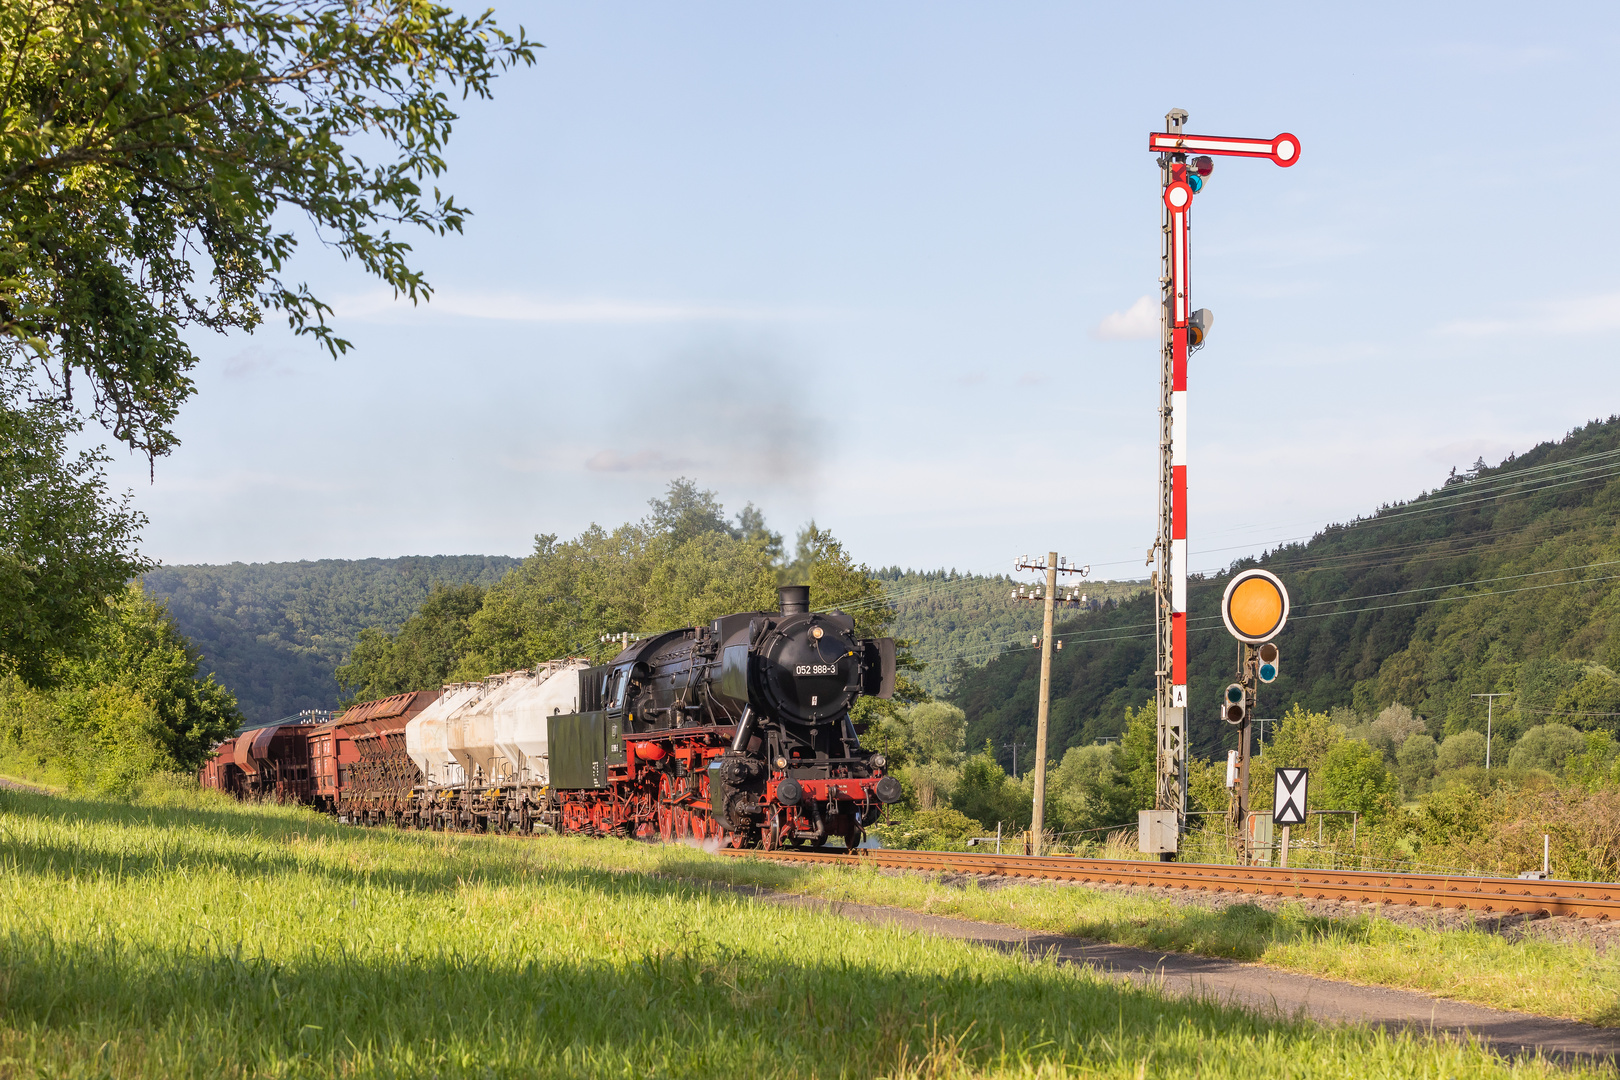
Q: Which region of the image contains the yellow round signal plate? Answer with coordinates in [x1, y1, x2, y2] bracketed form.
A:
[1221, 569, 1289, 644]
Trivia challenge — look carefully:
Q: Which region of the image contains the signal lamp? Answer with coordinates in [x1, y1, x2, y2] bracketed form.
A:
[1191, 155, 1214, 177]
[1257, 641, 1280, 683]
[1188, 308, 1214, 348]
[1188, 174, 1203, 194]
[1223, 683, 1247, 725]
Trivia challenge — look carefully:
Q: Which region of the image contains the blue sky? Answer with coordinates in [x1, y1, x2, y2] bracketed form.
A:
[113, 2, 1620, 581]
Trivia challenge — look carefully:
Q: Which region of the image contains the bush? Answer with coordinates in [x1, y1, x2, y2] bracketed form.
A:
[1319, 739, 1396, 820]
[950, 747, 1030, 833]
[870, 807, 984, 851]
[1507, 724, 1587, 775]
[1437, 730, 1486, 771]
[1414, 781, 1620, 879]
[900, 761, 956, 810]
[1045, 744, 1128, 836]
[906, 702, 967, 766]
[1395, 734, 1437, 798]
[0, 585, 238, 793]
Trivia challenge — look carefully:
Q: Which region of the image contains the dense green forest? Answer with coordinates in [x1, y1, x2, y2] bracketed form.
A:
[142, 557, 519, 724]
[953, 416, 1620, 770]
[876, 568, 1144, 697]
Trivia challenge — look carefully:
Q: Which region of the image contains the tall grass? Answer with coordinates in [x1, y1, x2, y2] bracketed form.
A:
[0, 786, 1604, 1078]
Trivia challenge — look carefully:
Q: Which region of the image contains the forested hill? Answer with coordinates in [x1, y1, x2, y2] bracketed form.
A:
[952, 416, 1620, 769]
[143, 556, 520, 724]
[877, 568, 1145, 697]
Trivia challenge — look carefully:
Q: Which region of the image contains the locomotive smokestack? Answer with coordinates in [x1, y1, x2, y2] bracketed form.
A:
[778, 585, 810, 615]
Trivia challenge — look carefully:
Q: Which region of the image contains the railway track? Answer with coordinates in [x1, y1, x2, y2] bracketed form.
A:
[720, 847, 1620, 920]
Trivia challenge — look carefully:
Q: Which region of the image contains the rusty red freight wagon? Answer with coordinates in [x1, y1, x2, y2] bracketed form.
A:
[323, 690, 436, 823]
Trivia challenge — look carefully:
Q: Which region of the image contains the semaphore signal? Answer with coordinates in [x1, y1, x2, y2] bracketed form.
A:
[1144, 110, 1300, 860]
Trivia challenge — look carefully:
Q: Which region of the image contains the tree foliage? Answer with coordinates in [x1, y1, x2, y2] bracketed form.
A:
[0, 583, 239, 791]
[0, 373, 148, 684]
[333, 582, 484, 705]
[336, 481, 916, 696]
[0, 0, 536, 459]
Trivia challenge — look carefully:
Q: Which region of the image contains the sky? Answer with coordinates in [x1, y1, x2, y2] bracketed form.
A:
[109, 2, 1620, 582]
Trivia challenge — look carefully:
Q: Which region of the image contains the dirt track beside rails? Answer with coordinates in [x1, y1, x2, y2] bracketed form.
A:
[715, 884, 1620, 1062]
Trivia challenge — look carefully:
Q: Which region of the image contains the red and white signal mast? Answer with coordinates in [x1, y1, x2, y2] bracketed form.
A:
[1145, 110, 1298, 857]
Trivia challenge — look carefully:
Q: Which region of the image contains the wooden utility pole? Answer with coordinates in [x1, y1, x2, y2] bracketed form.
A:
[1010, 553, 1089, 857]
[1032, 552, 1057, 855]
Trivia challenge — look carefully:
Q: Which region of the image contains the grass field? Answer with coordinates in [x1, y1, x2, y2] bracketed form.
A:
[591, 842, 1620, 1028]
[0, 785, 1608, 1079]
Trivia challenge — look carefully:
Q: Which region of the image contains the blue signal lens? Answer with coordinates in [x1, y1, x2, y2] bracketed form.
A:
[1188, 174, 1204, 194]
[1259, 663, 1278, 683]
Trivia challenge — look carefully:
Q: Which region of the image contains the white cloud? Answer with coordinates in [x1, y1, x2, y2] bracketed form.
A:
[221, 345, 297, 380]
[1092, 296, 1157, 341]
[1436, 291, 1620, 338]
[335, 288, 822, 324]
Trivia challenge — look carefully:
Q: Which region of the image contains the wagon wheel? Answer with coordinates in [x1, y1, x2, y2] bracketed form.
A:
[842, 823, 864, 852]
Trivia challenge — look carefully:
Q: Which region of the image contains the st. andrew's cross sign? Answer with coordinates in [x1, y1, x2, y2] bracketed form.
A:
[1273, 768, 1308, 827]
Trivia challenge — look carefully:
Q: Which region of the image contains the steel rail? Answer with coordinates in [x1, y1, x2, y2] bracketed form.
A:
[719, 848, 1620, 920]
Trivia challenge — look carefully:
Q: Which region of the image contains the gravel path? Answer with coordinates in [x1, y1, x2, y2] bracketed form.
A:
[745, 887, 1620, 1063]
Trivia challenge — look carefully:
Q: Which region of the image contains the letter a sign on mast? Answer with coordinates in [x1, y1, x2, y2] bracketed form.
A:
[1147, 111, 1300, 855]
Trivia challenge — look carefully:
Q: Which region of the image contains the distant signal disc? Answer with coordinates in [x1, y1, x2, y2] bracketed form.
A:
[1221, 569, 1289, 644]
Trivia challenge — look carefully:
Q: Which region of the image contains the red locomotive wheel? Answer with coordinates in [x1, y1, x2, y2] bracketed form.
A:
[760, 810, 780, 851]
[658, 804, 674, 843]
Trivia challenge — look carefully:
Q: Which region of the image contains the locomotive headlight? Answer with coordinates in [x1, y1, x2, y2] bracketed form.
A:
[775, 756, 788, 769]
[871, 754, 887, 769]
[811, 626, 824, 639]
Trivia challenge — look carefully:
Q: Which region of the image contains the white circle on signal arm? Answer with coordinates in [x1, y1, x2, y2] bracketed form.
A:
[1168, 185, 1190, 207]
[1276, 139, 1296, 160]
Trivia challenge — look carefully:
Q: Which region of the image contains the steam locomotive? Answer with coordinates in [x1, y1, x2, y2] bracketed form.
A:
[201, 585, 902, 849]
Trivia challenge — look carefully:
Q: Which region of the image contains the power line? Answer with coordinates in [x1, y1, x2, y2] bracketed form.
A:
[926, 564, 1620, 668]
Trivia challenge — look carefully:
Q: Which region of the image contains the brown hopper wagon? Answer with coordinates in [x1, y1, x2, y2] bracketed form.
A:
[311, 690, 434, 823]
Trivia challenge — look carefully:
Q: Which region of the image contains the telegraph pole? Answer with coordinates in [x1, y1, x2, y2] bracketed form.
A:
[1003, 740, 1027, 779]
[1011, 553, 1089, 855]
[1144, 113, 1299, 858]
[1471, 693, 1510, 770]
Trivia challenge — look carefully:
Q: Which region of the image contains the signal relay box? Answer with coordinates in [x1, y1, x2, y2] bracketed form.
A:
[1138, 810, 1179, 854]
